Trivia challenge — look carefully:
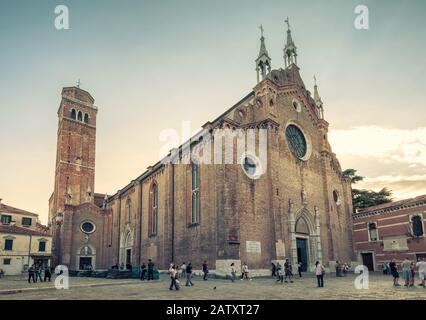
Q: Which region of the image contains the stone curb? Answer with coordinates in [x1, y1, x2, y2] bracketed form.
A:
[0, 279, 160, 295]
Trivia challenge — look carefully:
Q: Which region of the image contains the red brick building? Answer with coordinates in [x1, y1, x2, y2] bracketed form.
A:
[353, 195, 426, 271]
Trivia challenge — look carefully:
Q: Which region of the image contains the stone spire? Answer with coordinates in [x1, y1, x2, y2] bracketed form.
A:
[283, 17, 298, 68]
[255, 25, 272, 83]
[314, 76, 324, 119]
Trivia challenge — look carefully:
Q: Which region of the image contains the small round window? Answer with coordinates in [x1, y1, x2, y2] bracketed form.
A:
[241, 154, 263, 180]
[81, 221, 96, 234]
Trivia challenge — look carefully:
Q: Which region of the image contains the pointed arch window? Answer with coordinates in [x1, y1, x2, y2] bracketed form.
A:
[368, 222, 378, 241]
[412, 215, 424, 238]
[126, 198, 131, 223]
[149, 182, 158, 236]
[84, 113, 89, 124]
[70, 109, 76, 120]
[191, 161, 200, 225]
[77, 111, 83, 121]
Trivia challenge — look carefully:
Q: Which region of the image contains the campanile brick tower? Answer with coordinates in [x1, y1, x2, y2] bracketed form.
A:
[49, 86, 98, 266]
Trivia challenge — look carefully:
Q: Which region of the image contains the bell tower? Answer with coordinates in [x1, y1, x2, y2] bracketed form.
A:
[49, 86, 98, 223]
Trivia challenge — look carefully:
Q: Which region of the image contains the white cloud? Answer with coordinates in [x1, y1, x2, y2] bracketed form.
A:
[329, 126, 426, 166]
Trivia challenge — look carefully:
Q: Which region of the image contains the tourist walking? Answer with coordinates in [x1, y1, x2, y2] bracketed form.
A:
[185, 262, 194, 286]
[28, 264, 36, 284]
[297, 262, 303, 278]
[276, 266, 284, 284]
[169, 264, 179, 290]
[180, 262, 187, 279]
[241, 262, 251, 280]
[284, 259, 293, 283]
[315, 261, 325, 288]
[409, 262, 416, 287]
[401, 257, 412, 287]
[271, 263, 276, 277]
[140, 262, 147, 280]
[389, 259, 400, 286]
[276, 262, 282, 281]
[147, 259, 154, 281]
[230, 263, 237, 282]
[416, 257, 426, 288]
[202, 260, 209, 281]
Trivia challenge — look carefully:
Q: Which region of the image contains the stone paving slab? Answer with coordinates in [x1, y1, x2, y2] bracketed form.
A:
[0, 274, 425, 300]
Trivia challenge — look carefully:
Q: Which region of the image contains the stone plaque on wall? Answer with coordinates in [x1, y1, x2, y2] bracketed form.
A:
[383, 236, 408, 252]
[246, 241, 261, 253]
[275, 240, 285, 257]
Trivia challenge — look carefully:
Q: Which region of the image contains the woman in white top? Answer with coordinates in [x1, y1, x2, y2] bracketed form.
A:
[315, 261, 325, 288]
[229, 263, 237, 282]
[169, 265, 179, 290]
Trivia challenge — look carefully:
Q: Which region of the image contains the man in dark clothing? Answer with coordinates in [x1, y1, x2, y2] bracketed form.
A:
[140, 263, 147, 280]
[284, 259, 293, 283]
[297, 262, 303, 278]
[185, 262, 194, 286]
[43, 266, 52, 282]
[389, 259, 400, 286]
[202, 261, 208, 281]
[28, 265, 36, 283]
[147, 259, 154, 281]
[271, 263, 276, 277]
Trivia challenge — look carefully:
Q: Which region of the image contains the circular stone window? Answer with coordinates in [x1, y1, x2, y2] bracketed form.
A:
[285, 124, 308, 159]
[241, 154, 263, 180]
[333, 190, 341, 205]
[81, 221, 96, 234]
[292, 98, 302, 112]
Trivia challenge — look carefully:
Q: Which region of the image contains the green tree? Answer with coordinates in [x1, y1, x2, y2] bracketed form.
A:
[343, 169, 393, 211]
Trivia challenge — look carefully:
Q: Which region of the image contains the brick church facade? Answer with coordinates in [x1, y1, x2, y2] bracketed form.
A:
[49, 23, 355, 272]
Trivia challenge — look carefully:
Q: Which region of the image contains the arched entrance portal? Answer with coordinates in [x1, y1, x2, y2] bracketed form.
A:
[290, 207, 322, 272]
[76, 245, 96, 270]
[120, 230, 134, 267]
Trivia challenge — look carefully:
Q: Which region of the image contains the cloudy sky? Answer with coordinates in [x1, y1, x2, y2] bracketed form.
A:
[0, 0, 425, 224]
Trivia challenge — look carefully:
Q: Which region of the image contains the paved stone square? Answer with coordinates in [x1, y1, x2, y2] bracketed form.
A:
[0, 273, 425, 300]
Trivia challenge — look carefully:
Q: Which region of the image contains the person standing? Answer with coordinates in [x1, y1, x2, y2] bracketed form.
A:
[28, 265, 36, 284]
[202, 260, 209, 281]
[389, 259, 400, 286]
[401, 257, 412, 287]
[185, 262, 194, 287]
[335, 261, 341, 277]
[147, 259, 154, 281]
[409, 262, 416, 287]
[35, 264, 43, 283]
[271, 263, 276, 277]
[276, 266, 284, 284]
[297, 262, 303, 278]
[284, 259, 293, 283]
[342, 263, 350, 277]
[44, 266, 52, 282]
[140, 262, 147, 281]
[415, 257, 426, 288]
[169, 264, 179, 290]
[230, 263, 237, 282]
[315, 261, 325, 288]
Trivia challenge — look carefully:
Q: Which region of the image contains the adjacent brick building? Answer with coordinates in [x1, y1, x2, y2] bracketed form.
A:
[49, 23, 355, 272]
[353, 195, 426, 271]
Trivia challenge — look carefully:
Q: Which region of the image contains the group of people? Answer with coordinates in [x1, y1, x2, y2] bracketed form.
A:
[139, 259, 156, 281]
[27, 264, 52, 283]
[388, 257, 426, 288]
[272, 259, 300, 284]
[335, 261, 351, 277]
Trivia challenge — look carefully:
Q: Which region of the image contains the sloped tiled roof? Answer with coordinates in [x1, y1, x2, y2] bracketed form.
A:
[0, 225, 50, 237]
[0, 203, 38, 217]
